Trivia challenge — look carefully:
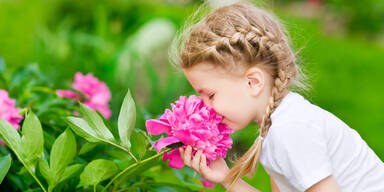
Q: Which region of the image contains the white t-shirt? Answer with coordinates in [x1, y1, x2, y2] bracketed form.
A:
[259, 91, 384, 192]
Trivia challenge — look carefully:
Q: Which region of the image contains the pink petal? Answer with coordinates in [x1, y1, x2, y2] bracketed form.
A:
[174, 129, 196, 145]
[0, 89, 23, 130]
[163, 148, 184, 169]
[96, 105, 112, 119]
[152, 136, 180, 153]
[145, 119, 171, 135]
[56, 90, 79, 99]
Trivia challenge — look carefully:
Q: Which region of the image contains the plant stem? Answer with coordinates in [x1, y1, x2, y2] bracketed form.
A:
[103, 140, 138, 162]
[25, 166, 47, 192]
[94, 184, 97, 192]
[101, 149, 169, 192]
[30, 86, 56, 94]
[127, 150, 138, 162]
[14, 151, 47, 192]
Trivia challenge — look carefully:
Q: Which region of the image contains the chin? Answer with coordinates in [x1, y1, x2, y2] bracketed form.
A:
[225, 122, 240, 131]
[222, 119, 244, 131]
[231, 123, 248, 132]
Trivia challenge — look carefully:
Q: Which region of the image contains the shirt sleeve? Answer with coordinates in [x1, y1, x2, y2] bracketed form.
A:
[268, 121, 333, 191]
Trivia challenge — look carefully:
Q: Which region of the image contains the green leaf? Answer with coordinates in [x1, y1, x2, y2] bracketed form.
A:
[0, 116, 47, 192]
[57, 164, 83, 183]
[0, 154, 12, 184]
[38, 159, 53, 185]
[0, 119, 21, 154]
[66, 117, 99, 143]
[20, 112, 44, 171]
[50, 129, 76, 178]
[77, 159, 118, 188]
[151, 182, 200, 192]
[78, 103, 115, 141]
[130, 130, 148, 160]
[79, 142, 98, 155]
[118, 90, 136, 149]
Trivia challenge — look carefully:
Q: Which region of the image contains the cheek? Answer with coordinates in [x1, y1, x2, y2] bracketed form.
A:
[232, 101, 254, 126]
[214, 90, 254, 128]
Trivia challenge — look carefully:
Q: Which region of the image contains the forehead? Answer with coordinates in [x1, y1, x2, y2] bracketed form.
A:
[183, 62, 243, 91]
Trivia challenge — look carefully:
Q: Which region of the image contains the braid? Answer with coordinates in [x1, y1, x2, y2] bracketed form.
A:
[206, 23, 282, 64]
[260, 69, 291, 137]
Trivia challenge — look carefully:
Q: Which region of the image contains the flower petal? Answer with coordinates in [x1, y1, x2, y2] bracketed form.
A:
[152, 136, 180, 153]
[163, 148, 184, 169]
[56, 90, 79, 99]
[145, 119, 171, 135]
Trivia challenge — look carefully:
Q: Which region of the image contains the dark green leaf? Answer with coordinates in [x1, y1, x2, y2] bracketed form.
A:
[77, 159, 118, 187]
[38, 158, 53, 185]
[79, 142, 98, 155]
[130, 130, 148, 160]
[166, 142, 184, 149]
[58, 164, 83, 183]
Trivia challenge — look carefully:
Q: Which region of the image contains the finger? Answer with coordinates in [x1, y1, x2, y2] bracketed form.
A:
[184, 145, 192, 166]
[179, 147, 184, 161]
[200, 154, 210, 176]
[179, 147, 184, 156]
[191, 150, 203, 172]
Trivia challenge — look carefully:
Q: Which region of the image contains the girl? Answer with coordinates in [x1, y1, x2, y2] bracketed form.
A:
[172, 2, 384, 192]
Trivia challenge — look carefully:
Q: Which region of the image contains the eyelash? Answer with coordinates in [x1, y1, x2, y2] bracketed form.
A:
[208, 94, 215, 100]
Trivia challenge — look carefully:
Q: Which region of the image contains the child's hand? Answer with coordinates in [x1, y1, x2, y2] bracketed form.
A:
[179, 145, 230, 186]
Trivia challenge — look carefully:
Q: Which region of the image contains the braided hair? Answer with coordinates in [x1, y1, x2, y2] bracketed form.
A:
[171, 2, 310, 191]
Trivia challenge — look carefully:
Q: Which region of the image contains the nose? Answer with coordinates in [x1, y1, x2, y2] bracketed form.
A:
[204, 101, 224, 117]
[201, 97, 213, 108]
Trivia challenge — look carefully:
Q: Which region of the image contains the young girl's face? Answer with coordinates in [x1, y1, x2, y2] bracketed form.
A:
[183, 62, 261, 131]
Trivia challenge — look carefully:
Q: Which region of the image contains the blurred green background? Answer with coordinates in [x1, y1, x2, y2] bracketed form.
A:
[1, 0, 383, 191]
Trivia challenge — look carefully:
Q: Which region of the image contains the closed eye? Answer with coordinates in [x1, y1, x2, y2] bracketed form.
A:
[209, 93, 215, 100]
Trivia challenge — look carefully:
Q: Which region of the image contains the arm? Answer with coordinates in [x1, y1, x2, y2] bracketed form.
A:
[221, 179, 261, 192]
[271, 176, 280, 192]
[306, 175, 341, 192]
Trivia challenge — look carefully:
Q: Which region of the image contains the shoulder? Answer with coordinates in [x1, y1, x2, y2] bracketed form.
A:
[261, 121, 333, 191]
[267, 120, 326, 146]
[270, 92, 331, 131]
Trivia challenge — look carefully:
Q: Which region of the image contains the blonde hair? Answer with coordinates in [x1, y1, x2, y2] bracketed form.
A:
[170, 1, 311, 191]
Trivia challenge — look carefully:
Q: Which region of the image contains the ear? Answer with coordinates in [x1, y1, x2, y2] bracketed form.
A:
[245, 67, 264, 97]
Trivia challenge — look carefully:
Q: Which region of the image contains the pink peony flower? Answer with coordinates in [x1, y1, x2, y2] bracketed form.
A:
[0, 90, 23, 145]
[56, 72, 112, 119]
[146, 95, 233, 169]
